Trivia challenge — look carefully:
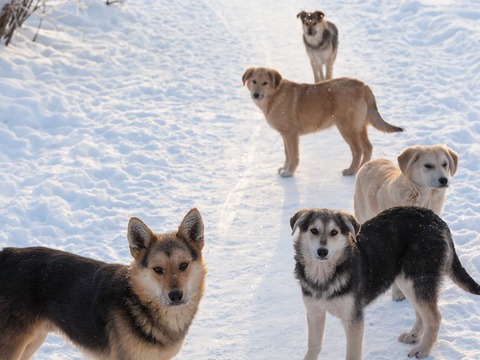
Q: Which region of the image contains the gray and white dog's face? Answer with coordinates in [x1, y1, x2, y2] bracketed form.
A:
[297, 11, 326, 37]
[291, 209, 360, 262]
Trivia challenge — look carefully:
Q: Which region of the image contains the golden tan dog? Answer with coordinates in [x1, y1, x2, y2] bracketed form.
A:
[242, 67, 403, 176]
[354, 144, 458, 300]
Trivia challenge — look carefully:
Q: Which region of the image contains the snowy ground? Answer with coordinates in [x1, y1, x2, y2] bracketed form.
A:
[1, 0, 479, 359]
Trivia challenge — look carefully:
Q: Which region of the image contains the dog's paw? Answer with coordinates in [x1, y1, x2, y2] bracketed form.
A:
[342, 168, 355, 176]
[407, 345, 430, 358]
[278, 168, 294, 177]
[398, 331, 418, 344]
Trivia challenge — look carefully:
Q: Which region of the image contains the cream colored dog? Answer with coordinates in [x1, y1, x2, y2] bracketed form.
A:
[242, 67, 403, 177]
[354, 144, 458, 300]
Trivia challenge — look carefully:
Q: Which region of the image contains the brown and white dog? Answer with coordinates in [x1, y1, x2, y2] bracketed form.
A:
[297, 10, 339, 82]
[242, 67, 403, 176]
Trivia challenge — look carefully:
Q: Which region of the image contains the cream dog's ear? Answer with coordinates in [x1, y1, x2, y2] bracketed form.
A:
[443, 145, 458, 176]
[397, 146, 420, 175]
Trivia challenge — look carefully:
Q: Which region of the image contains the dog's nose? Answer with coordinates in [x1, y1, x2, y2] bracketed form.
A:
[317, 247, 329, 259]
[253, 93, 260, 99]
[308, 28, 316, 36]
[439, 177, 448, 186]
[168, 290, 184, 304]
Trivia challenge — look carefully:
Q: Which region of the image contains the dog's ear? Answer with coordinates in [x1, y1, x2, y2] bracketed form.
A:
[268, 69, 282, 89]
[242, 67, 254, 86]
[313, 11, 325, 20]
[290, 209, 310, 235]
[342, 213, 361, 243]
[178, 208, 204, 250]
[296, 11, 307, 20]
[397, 146, 420, 175]
[128, 217, 155, 260]
[444, 145, 459, 176]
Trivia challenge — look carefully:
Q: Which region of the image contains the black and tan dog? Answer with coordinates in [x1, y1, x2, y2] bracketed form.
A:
[297, 10, 339, 82]
[0, 208, 206, 360]
[291, 206, 480, 360]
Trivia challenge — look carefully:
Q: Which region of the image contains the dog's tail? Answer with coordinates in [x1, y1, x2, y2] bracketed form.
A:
[449, 250, 480, 296]
[365, 85, 404, 133]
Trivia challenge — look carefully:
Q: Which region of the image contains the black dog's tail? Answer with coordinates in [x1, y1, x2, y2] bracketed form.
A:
[449, 252, 480, 295]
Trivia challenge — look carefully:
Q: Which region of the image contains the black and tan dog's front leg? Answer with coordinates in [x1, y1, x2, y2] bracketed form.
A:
[342, 318, 365, 360]
[303, 308, 327, 360]
[278, 133, 299, 177]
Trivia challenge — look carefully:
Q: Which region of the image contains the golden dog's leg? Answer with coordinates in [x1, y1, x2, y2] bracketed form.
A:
[279, 133, 299, 177]
[303, 309, 326, 360]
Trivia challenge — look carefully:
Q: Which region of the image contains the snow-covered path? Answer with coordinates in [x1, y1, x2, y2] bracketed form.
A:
[0, 0, 479, 359]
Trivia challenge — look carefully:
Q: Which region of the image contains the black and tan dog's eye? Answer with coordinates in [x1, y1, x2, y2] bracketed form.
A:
[153, 267, 165, 275]
[310, 228, 319, 235]
[330, 229, 338, 236]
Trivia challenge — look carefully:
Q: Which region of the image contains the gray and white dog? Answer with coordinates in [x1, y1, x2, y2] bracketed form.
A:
[297, 11, 339, 82]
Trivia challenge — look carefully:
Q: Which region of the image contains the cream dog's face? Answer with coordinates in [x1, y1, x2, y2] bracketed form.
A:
[242, 67, 282, 102]
[398, 145, 458, 189]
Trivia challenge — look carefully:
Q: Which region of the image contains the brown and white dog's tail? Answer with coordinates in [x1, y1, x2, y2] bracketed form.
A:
[449, 252, 480, 295]
[365, 85, 404, 133]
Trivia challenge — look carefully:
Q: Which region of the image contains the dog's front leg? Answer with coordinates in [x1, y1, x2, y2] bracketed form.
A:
[278, 133, 299, 177]
[342, 318, 364, 360]
[303, 309, 326, 360]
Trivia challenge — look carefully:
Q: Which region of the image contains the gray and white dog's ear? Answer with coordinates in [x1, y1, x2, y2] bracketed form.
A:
[290, 209, 310, 235]
[342, 213, 361, 242]
[178, 208, 204, 250]
[128, 217, 155, 259]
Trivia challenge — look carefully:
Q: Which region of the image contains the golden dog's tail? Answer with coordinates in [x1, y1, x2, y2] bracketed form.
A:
[365, 85, 404, 133]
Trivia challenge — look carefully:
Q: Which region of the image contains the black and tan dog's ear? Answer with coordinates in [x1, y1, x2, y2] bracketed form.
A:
[342, 213, 361, 242]
[242, 67, 254, 85]
[444, 145, 459, 176]
[128, 217, 154, 259]
[290, 209, 310, 235]
[297, 11, 307, 20]
[397, 146, 420, 175]
[313, 11, 325, 20]
[268, 69, 282, 89]
[178, 208, 204, 250]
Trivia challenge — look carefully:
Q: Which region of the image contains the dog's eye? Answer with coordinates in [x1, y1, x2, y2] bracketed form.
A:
[442, 162, 448, 168]
[252, 80, 257, 84]
[310, 228, 319, 235]
[262, 81, 268, 86]
[153, 267, 165, 275]
[330, 229, 338, 236]
[179, 262, 189, 272]
[312, 22, 317, 26]
[424, 164, 434, 169]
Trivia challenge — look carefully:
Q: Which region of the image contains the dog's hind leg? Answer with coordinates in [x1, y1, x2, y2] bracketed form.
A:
[398, 310, 423, 344]
[404, 302, 441, 358]
[303, 309, 326, 360]
[342, 318, 364, 360]
[358, 129, 373, 168]
[338, 130, 363, 176]
[20, 329, 48, 360]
